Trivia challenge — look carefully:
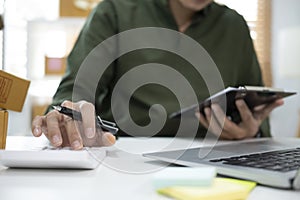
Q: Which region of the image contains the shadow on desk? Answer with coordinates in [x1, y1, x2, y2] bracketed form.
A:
[0, 167, 98, 178]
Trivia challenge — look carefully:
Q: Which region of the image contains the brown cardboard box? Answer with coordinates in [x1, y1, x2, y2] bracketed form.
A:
[45, 56, 67, 76]
[0, 70, 30, 149]
[0, 110, 8, 149]
[60, 0, 102, 17]
[0, 70, 30, 112]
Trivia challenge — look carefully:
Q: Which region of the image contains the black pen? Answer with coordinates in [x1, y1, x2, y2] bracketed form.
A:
[52, 105, 119, 135]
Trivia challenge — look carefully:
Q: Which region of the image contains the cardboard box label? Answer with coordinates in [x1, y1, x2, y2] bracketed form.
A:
[0, 74, 13, 104]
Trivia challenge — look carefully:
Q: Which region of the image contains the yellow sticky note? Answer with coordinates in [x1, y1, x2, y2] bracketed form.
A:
[157, 177, 256, 200]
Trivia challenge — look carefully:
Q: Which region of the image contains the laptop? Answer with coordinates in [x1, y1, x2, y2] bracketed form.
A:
[144, 138, 300, 190]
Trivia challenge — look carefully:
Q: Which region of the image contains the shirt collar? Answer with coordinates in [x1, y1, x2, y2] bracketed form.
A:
[156, 0, 213, 18]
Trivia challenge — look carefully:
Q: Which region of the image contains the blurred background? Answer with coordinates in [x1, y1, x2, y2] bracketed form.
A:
[0, 0, 299, 137]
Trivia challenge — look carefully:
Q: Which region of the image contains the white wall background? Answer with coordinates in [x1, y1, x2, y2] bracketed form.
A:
[270, 0, 300, 137]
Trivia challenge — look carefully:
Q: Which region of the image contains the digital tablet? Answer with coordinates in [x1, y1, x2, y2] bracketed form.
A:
[169, 86, 297, 123]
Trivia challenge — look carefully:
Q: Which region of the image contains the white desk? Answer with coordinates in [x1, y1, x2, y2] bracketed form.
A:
[0, 136, 300, 200]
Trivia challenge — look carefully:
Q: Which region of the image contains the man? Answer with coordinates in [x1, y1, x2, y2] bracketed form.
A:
[32, 0, 283, 149]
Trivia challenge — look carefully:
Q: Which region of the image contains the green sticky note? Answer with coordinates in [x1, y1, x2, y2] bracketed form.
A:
[153, 167, 216, 189]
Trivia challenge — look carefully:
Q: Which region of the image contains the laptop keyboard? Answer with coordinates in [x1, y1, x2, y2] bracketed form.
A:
[210, 147, 300, 172]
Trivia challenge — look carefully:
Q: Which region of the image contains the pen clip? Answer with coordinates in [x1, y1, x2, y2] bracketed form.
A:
[97, 116, 119, 135]
[52, 105, 62, 112]
[97, 116, 116, 127]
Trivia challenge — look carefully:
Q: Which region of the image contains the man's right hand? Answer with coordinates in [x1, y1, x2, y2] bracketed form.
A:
[31, 100, 116, 150]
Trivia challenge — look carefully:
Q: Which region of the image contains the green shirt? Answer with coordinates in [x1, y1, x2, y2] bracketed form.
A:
[49, 0, 270, 137]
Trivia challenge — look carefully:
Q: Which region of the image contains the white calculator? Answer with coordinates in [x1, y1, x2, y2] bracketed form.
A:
[0, 147, 106, 169]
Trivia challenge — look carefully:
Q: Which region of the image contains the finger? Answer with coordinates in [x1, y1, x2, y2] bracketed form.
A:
[77, 101, 96, 139]
[235, 99, 259, 138]
[101, 132, 116, 146]
[197, 108, 230, 139]
[205, 107, 223, 138]
[195, 111, 209, 129]
[63, 115, 83, 150]
[82, 129, 116, 147]
[255, 99, 284, 120]
[59, 125, 70, 146]
[32, 115, 44, 137]
[235, 99, 256, 124]
[210, 104, 227, 129]
[61, 100, 74, 108]
[254, 99, 284, 111]
[61, 101, 84, 148]
[211, 104, 244, 139]
[206, 105, 244, 140]
[45, 110, 63, 147]
[218, 130, 234, 140]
